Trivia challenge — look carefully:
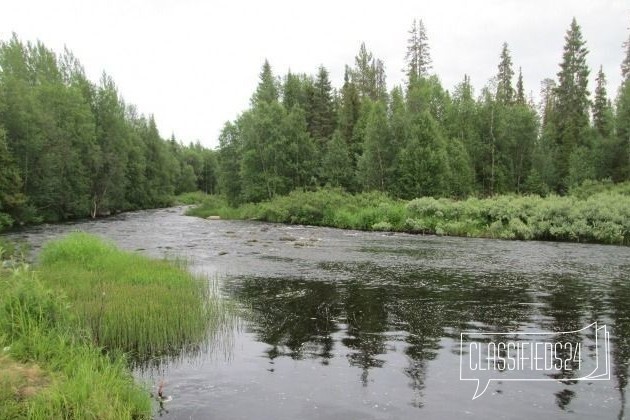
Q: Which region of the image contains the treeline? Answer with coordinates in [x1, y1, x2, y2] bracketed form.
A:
[0, 35, 218, 230]
[217, 18, 630, 206]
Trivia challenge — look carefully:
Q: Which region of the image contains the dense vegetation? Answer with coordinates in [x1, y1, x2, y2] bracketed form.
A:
[3, 19, 630, 233]
[38, 233, 226, 363]
[214, 18, 630, 206]
[188, 182, 630, 245]
[0, 35, 218, 231]
[0, 234, 229, 418]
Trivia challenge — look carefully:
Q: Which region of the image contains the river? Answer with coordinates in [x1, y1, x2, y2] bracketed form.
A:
[3, 206, 629, 419]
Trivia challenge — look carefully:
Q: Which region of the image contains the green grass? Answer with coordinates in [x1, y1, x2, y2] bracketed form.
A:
[0, 265, 151, 419]
[38, 232, 228, 363]
[187, 182, 630, 245]
[0, 233, 233, 418]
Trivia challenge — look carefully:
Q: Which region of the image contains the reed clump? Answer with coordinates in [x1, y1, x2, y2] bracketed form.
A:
[38, 232, 223, 362]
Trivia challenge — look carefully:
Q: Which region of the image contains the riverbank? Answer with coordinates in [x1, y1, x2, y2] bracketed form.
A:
[0, 233, 227, 418]
[186, 182, 630, 246]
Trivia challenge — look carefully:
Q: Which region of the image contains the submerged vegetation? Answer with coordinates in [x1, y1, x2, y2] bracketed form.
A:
[187, 181, 630, 245]
[0, 233, 229, 418]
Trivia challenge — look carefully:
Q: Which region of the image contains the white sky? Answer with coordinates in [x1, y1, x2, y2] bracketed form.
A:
[1, 0, 627, 148]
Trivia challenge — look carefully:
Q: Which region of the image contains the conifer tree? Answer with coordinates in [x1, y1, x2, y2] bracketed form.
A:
[404, 19, 432, 84]
[252, 60, 278, 106]
[353, 43, 376, 100]
[310, 66, 336, 145]
[496, 42, 515, 105]
[554, 18, 591, 190]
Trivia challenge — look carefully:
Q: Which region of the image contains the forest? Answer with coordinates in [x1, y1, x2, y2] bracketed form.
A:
[1, 18, 630, 232]
[215, 18, 630, 206]
[0, 34, 217, 230]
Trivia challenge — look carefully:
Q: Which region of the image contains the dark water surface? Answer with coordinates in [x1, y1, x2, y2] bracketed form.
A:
[3, 207, 630, 419]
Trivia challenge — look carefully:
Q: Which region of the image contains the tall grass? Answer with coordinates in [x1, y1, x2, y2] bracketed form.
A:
[38, 233, 228, 364]
[0, 233, 234, 417]
[0, 265, 151, 419]
[187, 182, 630, 245]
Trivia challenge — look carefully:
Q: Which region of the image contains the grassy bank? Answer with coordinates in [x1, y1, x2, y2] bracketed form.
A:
[186, 182, 630, 245]
[0, 233, 229, 418]
[0, 263, 151, 419]
[38, 233, 223, 362]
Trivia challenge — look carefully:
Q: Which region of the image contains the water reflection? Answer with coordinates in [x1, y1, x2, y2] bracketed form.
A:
[225, 264, 542, 408]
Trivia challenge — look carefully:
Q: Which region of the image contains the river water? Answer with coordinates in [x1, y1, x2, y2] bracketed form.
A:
[3, 206, 629, 419]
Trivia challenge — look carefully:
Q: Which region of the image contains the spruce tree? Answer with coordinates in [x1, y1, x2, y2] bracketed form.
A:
[554, 18, 591, 190]
[310, 66, 336, 145]
[252, 60, 278, 106]
[404, 19, 432, 84]
[496, 42, 515, 105]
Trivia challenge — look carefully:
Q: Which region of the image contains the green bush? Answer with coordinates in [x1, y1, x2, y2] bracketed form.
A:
[186, 182, 630, 245]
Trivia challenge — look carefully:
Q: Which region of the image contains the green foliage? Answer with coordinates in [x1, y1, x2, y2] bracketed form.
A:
[496, 42, 515, 105]
[38, 233, 226, 361]
[357, 101, 394, 191]
[397, 111, 451, 198]
[552, 18, 591, 190]
[176, 191, 209, 205]
[216, 21, 627, 207]
[188, 183, 630, 245]
[0, 260, 151, 418]
[309, 66, 336, 145]
[0, 35, 216, 231]
[0, 233, 238, 416]
[322, 130, 353, 189]
[405, 18, 432, 83]
[251, 59, 279, 106]
[614, 80, 630, 181]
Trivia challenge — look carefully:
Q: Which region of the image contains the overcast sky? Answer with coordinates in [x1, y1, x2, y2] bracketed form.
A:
[1, 0, 628, 148]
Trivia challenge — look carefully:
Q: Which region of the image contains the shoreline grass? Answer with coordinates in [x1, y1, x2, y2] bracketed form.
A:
[38, 233, 229, 364]
[0, 263, 151, 419]
[186, 182, 630, 246]
[0, 233, 231, 418]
